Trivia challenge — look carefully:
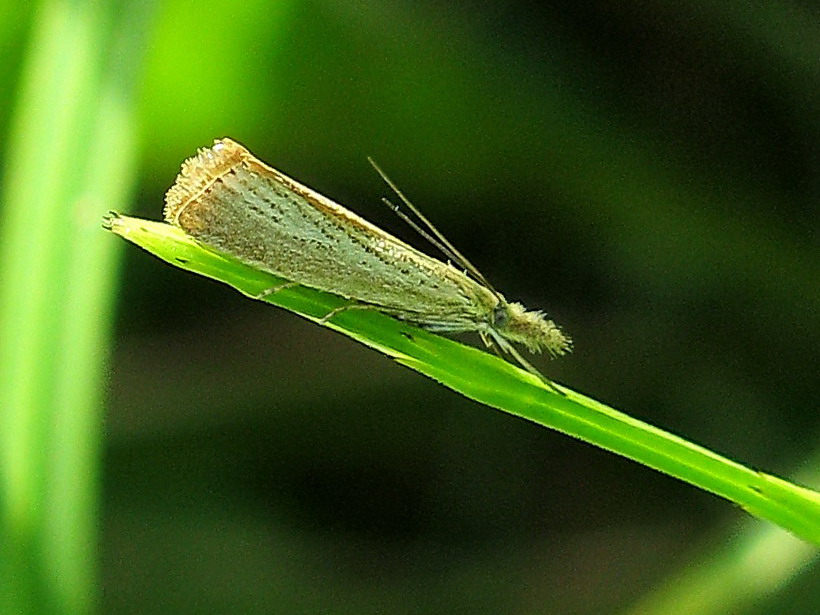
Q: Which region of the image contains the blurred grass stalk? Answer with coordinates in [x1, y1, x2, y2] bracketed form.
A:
[0, 1, 152, 612]
[622, 464, 820, 615]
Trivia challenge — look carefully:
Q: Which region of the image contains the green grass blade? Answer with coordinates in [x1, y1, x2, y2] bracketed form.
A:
[621, 457, 820, 614]
[622, 521, 818, 615]
[103, 214, 820, 546]
[0, 1, 151, 612]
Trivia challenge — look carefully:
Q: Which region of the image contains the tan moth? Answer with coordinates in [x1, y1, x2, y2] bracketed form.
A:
[163, 138, 571, 386]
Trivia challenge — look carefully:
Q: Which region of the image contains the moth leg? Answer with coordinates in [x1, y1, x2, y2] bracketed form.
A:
[319, 302, 378, 324]
[479, 331, 505, 360]
[254, 281, 298, 300]
[488, 331, 565, 396]
[417, 322, 479, 334]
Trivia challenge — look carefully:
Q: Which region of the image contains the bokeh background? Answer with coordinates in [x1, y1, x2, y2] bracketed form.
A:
[1, 1, 818, 613]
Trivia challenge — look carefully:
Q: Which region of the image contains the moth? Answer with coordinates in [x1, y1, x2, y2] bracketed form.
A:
[163, 138, 571, 386]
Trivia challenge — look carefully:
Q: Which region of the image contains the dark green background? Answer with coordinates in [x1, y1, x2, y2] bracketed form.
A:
[3, 1, 818, 613]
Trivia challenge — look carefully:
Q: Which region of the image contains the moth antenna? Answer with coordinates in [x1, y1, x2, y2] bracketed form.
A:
[381, 197, 464, 266]
[368, 157, 500, 296]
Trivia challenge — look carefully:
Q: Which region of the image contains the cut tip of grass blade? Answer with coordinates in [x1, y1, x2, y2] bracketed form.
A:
[101, 210, 122, 231]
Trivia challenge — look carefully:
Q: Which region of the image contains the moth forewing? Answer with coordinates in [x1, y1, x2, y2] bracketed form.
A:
[163, 138, 571, 380]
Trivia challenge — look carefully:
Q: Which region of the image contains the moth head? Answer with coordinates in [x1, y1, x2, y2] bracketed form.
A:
[493, 302, 572, 356]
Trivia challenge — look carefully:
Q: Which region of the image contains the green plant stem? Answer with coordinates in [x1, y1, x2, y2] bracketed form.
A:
[104, 214, 820, 546]
[0, 2, 152, 613]
[621, 456, 820, 614]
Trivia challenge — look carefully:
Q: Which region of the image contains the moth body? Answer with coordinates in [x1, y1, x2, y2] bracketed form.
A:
[164, 138, 571, 358]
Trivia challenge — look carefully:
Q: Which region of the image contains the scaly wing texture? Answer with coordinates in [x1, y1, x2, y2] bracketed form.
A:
[164, 139, 498, 328]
